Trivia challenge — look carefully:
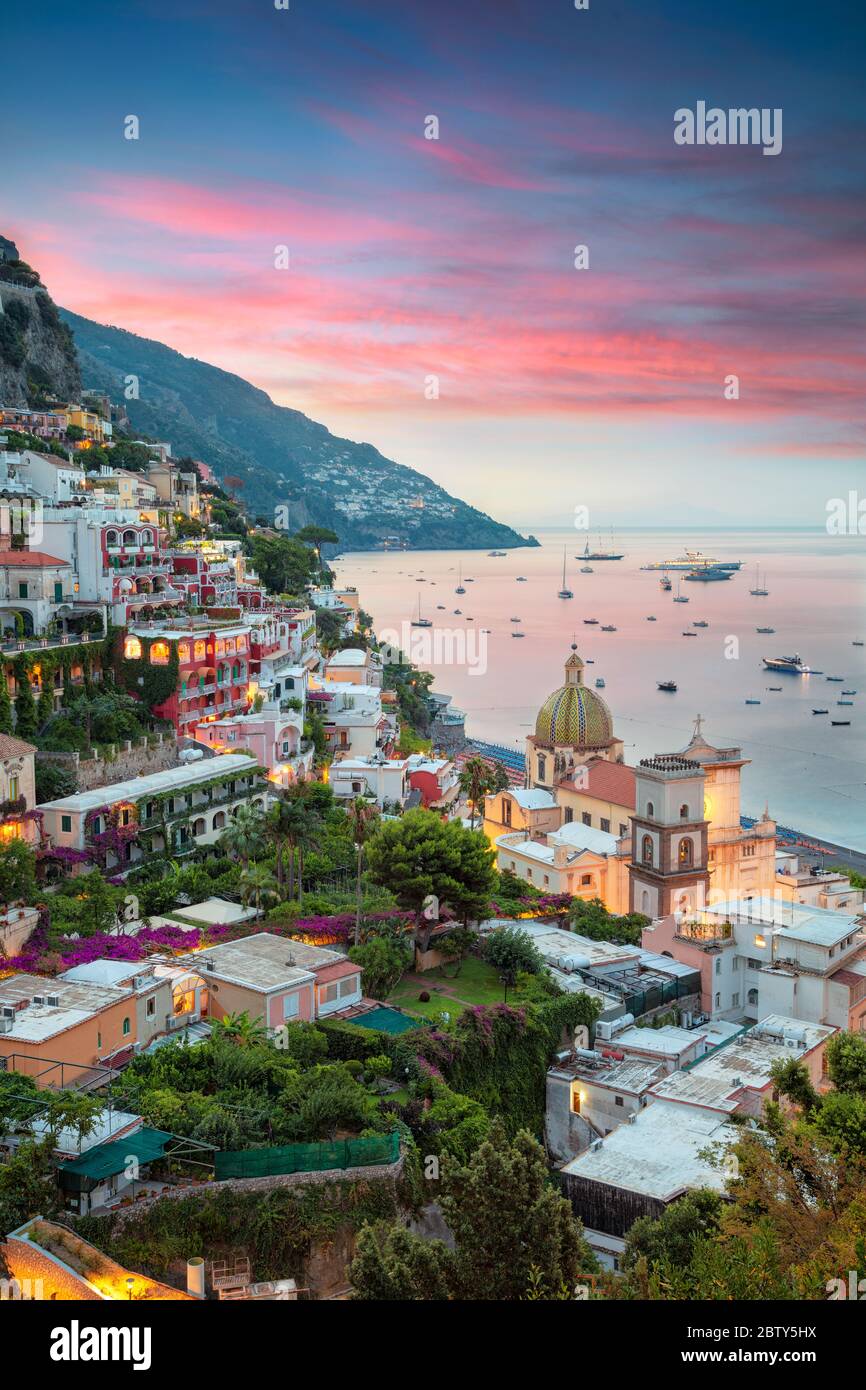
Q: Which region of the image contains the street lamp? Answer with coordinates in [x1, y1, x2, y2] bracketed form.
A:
[126, 1276, 134, 1300]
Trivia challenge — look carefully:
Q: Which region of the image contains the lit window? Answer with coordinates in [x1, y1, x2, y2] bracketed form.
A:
[178, 643, 190, 663]
[754, 935, 766, 948]
[124, 636, 142, 660]
[150, 641, 170, 665]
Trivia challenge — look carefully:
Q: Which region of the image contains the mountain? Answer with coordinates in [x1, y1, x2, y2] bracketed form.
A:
[59, 308, 536, 552]
[0, 240, 80, 407]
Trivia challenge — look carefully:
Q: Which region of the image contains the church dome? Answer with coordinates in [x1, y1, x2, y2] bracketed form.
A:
[534, 648, 614, 748]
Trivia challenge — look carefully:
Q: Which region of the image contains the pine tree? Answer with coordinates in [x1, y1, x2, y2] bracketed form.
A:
[13, 659, 38, 739]
[0, 665, 13, 735]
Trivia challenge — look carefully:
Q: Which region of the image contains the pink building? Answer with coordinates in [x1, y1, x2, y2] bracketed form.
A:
[188, 933, 363, 1027]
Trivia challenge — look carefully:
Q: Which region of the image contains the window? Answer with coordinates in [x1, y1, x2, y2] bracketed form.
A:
[120, 807, 132, 827]
[97, 1031, 102, 1050]
[581, 874, 592, 886]
[61, 814, 72, 833]
[122, 1016, 131, 1036]
[537, 754, 546, 781]
[502, 797, 512, 827]
[715, 958, 721, 975]
[54, 581, 63, 603]
[146, 997, 156, 1018]
[615, 1095, 624, 1107]
[123, 635, 142, 660]
[320, 982, 339, 1005]
[283, 993, 300, 1020]
[747, 988, 759, 1006]
[732, 993, 740, 1008]
[678, 837, 693, 866]
[543, 875, 549, 886]
[582, 812, 592, 827]
[339, 977, 357, 998]
[150, 641, 170, 665]
[743, 844, 755, 857]
[642, 834, 653, 866]
[600, 818, 610, 833]
[619, 823, 627, 837]
[714, 993, 721, 1009]
[8, 775, 18, 801]
[194, 640, 206, 661]
[679, 803, 689, 820]
[564, 807, 573, 824]
[18, 581, 28, 599]
[571, 1088, 582, 1115]
[178, 643, 190, 663]
[646, 801, 655, 818]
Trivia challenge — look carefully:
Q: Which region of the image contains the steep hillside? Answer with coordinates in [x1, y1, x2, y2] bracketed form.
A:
[61, 309, 535, 552]
[0, 239, 80, 407]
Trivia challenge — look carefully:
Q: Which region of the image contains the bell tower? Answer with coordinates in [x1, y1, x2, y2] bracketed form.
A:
[628, 756, 710, 918]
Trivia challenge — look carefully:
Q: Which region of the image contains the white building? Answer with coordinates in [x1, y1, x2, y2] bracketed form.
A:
[329, 754, 411, 808]
[6, 450, 87, 504]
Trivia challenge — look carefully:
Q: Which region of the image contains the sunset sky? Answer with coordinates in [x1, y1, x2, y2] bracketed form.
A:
[3, 0, 864, 528]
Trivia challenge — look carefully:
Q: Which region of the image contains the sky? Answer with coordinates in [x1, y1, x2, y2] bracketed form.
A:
[2, 0, 864, 530]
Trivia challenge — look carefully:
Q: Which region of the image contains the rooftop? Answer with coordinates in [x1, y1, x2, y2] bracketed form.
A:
[326, 648, 369, 667]
[184, 931, 348, 993]
[36, 752, 261, 814]
[561, 1098, 734, 1200]
[648, 1015, 835, 1114]
[558, 758, 636, 809]
[0, 550, 70, 568]
[517, 921, 640, 970]
[0, 974, 129, 1042]
[705, 897, 863, 946]
[551, 1053, 665, 1095]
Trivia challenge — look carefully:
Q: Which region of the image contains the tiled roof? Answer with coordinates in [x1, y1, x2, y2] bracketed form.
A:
[0, 550, 70, 567]
[558, 757, 636, 808]
[0, 733, 38, 758]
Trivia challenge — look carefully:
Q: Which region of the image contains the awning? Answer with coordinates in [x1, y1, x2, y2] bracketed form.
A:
[58, 1127, 173, 1191]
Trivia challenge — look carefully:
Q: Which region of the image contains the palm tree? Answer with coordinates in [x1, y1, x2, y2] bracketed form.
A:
[266, 794, 299, 895]
[458, 756, 510, 830]
[217, 803, 266, 869]
[345, 796, 379, 946]
[267, 793, 321, 901]
[239, 863, 279, 916]
[211, 1012, 267, 1047]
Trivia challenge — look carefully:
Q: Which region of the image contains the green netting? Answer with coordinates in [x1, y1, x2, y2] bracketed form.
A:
[214, 1130, 400, 1179]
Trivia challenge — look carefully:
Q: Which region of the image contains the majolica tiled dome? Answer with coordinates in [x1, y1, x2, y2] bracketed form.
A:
[534, 649, 614, 748]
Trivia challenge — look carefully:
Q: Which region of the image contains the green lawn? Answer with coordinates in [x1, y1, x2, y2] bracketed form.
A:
[388, 957, 508, 1021]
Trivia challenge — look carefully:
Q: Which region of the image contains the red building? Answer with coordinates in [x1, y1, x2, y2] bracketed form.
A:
[123, 624, 252, 736]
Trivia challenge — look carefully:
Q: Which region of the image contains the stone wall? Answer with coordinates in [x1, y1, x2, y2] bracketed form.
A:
[36, 731, 178, 793]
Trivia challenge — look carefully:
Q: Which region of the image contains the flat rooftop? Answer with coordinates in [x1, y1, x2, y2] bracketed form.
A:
[36, 753, 261, 814]
[519, 922, 640, 971]
[0, 974, 129, 1042]
[705, 897, 863, 945]
[561, 1099, 733, 1201]
[551, 1054, 665, 1095]
[648, 1015, 835, 1114]
[184, 932, 348, 992]
[609, 1019, 743, 1060]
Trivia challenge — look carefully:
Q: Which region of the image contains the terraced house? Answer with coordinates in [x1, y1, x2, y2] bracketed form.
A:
[122, 621, 253, 735]
[36, 752, 267, 872]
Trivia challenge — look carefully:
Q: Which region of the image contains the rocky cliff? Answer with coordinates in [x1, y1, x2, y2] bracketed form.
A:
[0, 240, 80, 408]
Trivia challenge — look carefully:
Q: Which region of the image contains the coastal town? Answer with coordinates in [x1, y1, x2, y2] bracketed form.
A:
[0, 385, 863, 1307]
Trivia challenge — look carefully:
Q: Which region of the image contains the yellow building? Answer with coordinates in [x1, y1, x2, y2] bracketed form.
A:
[66, 406, 108, 444]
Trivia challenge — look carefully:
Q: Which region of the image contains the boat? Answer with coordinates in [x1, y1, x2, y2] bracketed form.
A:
[583, 618, 599, 625]
[455, 565, 466, 595]
[837, 700, 854, 706]
[767, 686, 782, 691]
[673, 580, 689, 603]
[660, 574, 673, 591]
[558, 548, 573, 599]
[646, 616, 657, 621]
[601, 624, 617, 632]
[693, 620, 708, 628]
[750, 565, 769, 596]
[580, 565, 594, 573]
[510, 616, 521, 623]
[488, 550, 507, 557]
[854, 641, 864, 647]
[466, 616, 474, 621]
[481, 628, 491, 633]
[657, 681, 677, 692]
[745, 699, 761, 705]
[841, 690, 857, 696]
[813, 708, 829, 714]
[511, 631, 525, 638]
[453, 608, 462, 615]
[831, 720, 851, 726]
[826, 676, 844, 682]
[437, 604, 446, 609]
[595, 678, 606, 688]
[756, 627, 775, 634]
[642, 550, 742, 572]
[682, 631, 697, 637]
[516, 576, 527, 582]
[411, 595, 433, 628]
[684, 566, 732, 582]
[582, 532, 624, 561]
[763, 653, 812, 674]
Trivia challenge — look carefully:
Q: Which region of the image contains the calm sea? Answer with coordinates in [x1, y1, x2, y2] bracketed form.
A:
[332, 528, 866, 851]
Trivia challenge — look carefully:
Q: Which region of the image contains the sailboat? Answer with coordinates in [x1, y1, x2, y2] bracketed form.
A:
[455, 564, 466, 595]
[558, 548, 573, 599]
[411, 594, 432, 628]
[673, 579, 689, 603]
[750, 564, 769, 596]
[660, 573, 672, 591]
[583, 530, 624, 561]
